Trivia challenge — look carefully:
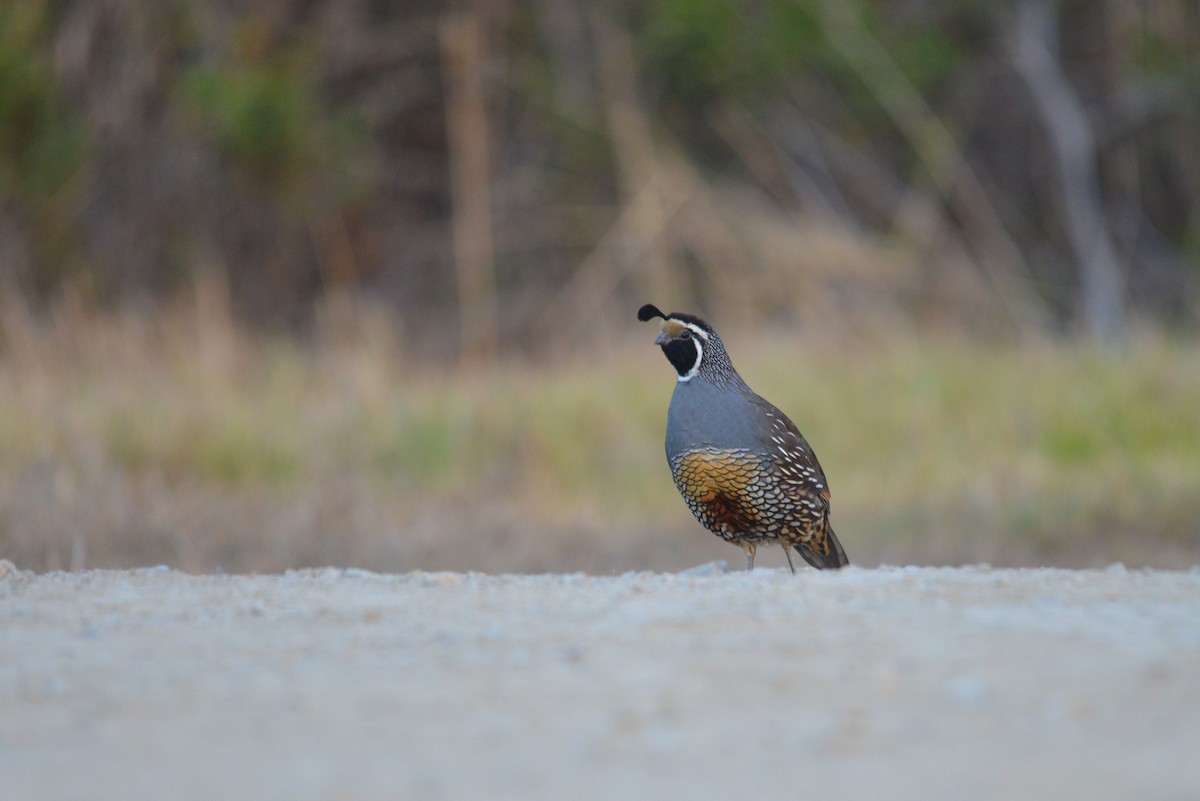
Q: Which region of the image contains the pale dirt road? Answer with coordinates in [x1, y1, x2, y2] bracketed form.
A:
[2, 562, 1199, 801]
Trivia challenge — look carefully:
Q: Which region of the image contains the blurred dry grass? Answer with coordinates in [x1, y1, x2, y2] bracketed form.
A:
[1, 288, 1197, 574]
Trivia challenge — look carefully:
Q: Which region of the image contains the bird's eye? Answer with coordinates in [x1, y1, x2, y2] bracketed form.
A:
[680, 330, 691, 340]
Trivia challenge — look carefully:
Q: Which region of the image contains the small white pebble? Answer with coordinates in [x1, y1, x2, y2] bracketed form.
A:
[947, 675, 988, 706]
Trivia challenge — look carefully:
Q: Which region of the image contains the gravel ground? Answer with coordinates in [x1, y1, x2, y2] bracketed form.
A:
[2, 561, 1199, 800]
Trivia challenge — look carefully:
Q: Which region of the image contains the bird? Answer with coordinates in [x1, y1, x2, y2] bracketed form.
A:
[637, 303, 848, 572]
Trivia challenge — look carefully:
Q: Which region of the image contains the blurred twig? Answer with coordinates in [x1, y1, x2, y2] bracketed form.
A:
[1008, 0, 1127, 343]
[2, 0, 1195, 346]
[547, 15, 749, 345]
[592, 12, 678, 307]
[814, 0, 1046, 333]
[441, 9, 498, 366]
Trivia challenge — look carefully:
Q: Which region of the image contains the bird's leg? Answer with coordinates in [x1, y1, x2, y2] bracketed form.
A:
[782, 546, 798, 575]
[744, 544, 757, 571]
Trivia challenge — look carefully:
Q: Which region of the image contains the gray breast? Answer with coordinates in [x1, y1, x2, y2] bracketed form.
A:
[665, 377, 764, 461]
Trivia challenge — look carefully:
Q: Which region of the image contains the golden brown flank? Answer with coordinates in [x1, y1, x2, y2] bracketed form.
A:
[670, 446, 846, 570]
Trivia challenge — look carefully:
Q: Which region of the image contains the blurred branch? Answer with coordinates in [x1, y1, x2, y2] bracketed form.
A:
[546, 15, 761, 341]
[4, 1, 1195, 344]
[591, 12, 676, 304]
[306, 206, 358, 289]
[441, 9, 497, 366]
[1008, 0, 1127, 343]
[708, 102, 830, 220]
[814, 0, 1046, 333]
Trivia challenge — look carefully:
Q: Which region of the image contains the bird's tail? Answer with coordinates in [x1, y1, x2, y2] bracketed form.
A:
[795, 522, 849, 570]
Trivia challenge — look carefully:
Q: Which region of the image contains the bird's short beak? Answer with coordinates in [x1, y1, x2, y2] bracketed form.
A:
[654, 331, 669, 346]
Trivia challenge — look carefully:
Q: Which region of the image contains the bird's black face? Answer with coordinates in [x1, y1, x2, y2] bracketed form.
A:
[660, 332, 701, 378]
[637, 304, 712, 381]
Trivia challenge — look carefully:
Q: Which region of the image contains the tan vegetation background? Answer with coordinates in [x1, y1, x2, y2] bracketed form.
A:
[1, 0, 1197, 572]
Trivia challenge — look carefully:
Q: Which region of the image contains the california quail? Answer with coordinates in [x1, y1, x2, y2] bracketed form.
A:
[638, 304, 849, 572]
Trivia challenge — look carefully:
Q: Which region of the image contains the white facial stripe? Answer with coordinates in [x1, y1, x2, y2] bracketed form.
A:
[677, 337, 703, 382]
[680, 322, 709, 341]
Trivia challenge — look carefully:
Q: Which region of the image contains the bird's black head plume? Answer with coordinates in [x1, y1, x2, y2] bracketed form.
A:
[637, 303, 666, 322]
